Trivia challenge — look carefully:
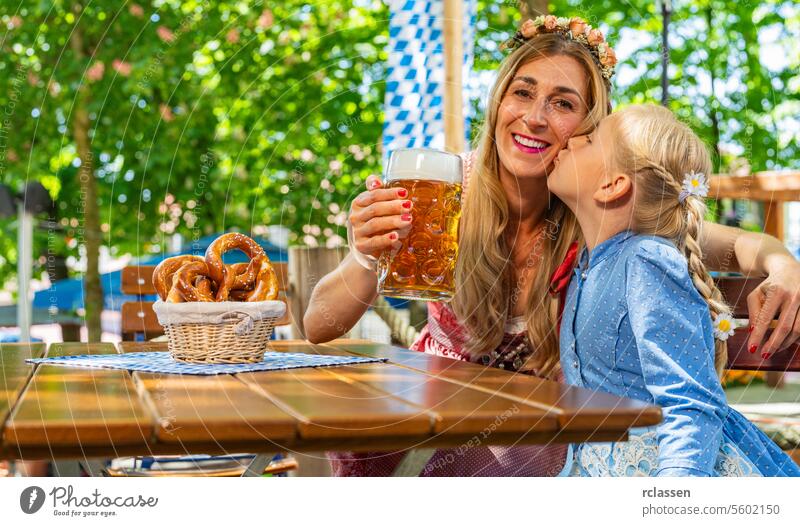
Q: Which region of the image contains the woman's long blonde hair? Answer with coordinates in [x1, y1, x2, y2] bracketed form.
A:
[451, 34, 611, 378]
[611, 104, 729, 375]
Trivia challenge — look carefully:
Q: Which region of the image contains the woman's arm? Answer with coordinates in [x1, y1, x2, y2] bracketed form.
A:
[701, 221, 800, 356]
[304, 174, 411, 343]
[303, 253, 379, 343]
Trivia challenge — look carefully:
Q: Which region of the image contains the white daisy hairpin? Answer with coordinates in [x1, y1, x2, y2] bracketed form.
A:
[713, 313, 736, 341]
[679, 170, 709, 204]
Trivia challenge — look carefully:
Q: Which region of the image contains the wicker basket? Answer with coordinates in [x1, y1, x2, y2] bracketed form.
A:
[152, 300, 286, 364]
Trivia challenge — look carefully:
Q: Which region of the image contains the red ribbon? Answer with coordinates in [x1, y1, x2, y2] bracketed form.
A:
[549, 241, 579, 332]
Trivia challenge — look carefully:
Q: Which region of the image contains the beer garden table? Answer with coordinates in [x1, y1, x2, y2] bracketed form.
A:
[0, 339, 661, 476]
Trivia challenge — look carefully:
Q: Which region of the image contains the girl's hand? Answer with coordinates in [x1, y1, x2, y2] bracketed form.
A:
[747, 260, 800, 358]
[348, 174, 413, 260]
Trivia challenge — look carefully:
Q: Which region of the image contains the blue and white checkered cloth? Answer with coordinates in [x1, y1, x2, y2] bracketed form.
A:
[383, 0, 476, 159]
[27, 351, 387, 376]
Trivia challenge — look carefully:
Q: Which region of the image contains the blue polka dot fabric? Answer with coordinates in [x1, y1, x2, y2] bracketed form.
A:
[27, 351, 387, 376]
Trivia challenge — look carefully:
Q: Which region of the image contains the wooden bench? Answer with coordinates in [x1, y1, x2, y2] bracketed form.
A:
[717, 276, 800, 372]
[120, 262, 292, 341]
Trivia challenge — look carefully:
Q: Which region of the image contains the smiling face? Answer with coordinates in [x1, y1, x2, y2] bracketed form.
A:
[547, 115, 618, 209]
[494, 55, 591, 181]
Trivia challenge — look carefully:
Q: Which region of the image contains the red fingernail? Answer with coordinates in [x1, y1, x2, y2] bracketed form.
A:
[398, 189, 408, 197]
[389, 232, 398, 240]
[748, 345, 757, 354]
[748, 325, 754, 333]
[402, 200, 412, 209]
[401, 213, 412, 221]
[761, 352, 771, 360]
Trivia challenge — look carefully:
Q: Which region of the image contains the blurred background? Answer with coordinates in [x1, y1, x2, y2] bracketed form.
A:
[0, 0, 798, 342]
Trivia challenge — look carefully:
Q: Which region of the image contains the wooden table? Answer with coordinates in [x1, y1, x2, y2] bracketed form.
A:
[0, 340, 661, 476]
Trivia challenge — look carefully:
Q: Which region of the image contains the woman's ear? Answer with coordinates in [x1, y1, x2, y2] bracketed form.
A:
[593, 171, 632, 205]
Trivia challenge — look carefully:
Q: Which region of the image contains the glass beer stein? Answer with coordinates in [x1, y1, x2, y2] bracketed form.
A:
[376, 148, 463, 301]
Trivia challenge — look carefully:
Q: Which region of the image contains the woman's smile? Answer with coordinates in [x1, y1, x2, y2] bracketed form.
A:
[511, 132, 551, 154]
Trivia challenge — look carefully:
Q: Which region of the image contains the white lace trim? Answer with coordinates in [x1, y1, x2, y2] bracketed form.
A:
[567, 430, 763, 477]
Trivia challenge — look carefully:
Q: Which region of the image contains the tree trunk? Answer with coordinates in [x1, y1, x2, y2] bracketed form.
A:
[519, 0, 548, 18]
[661, 0, 672, 106]
[69, 5, 103, 342]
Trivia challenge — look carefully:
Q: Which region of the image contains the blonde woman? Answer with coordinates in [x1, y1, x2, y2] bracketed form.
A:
[304, 16, 800, 476]
[547, 104, 800, 476]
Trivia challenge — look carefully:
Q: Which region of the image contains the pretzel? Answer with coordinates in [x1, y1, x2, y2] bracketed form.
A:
[152, 255, 204, 301]
[168, 260, 216, 302]
[243, 256, 279, 301]
[205, 233, 271, 301]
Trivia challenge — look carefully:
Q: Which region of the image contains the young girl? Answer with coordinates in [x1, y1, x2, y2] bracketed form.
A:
[547, 104, 800, 476]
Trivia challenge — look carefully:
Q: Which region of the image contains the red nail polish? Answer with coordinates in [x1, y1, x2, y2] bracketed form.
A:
[401, 213, 412, 221]
[398, 189, 408, 197]
[748, 345, 757, 354]
[761, 352, 771, 360]
[402, 200, 412, 209]
[389, 232, 397, 240]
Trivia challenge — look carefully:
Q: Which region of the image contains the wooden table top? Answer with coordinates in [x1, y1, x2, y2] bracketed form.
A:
[0, 340, 661, 460]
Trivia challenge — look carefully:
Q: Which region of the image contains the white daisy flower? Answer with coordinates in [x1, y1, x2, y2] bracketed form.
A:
[681, 170, 709, 200]
[713, 312, 736, 341]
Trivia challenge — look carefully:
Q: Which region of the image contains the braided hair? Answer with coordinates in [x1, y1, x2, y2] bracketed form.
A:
[611, 104, 729, 376]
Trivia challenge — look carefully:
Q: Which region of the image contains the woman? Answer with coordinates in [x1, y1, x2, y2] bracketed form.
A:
[304, 15, 800, 476]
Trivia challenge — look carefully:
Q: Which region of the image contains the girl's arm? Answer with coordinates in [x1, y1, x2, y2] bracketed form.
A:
[700, 221, 800, 356]
[626, 241, 729, 477]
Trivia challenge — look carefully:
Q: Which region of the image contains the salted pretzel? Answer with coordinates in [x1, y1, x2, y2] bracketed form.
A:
[153, 234, 278, 303]
[205, 233, 278, 302]
[169, 260, 216, 302]
[152, 255, 204, 301]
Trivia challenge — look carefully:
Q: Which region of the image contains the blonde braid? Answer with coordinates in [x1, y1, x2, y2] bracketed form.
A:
[682, 198, 730, 376]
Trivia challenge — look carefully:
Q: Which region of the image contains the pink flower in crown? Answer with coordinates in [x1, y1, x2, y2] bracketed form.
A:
[587, 29, 605, 46]
[129, 4, 144, 18]
[569, 17, 588, 36]
[157, 25, 175, 43]
[86, 61, 105, 82]
[226, 28, 240, 44]
[112, 59, 132, 77]
[258, 9, 274, 30]
[543, 15, 558, 31]
[600, 45, 617, 67]
[520, 18, 537, 38]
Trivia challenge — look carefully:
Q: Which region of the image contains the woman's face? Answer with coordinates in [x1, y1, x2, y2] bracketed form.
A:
[494, 55, 591, 180]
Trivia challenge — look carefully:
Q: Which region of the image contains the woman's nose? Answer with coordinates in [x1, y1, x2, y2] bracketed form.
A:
[522, 103, 547, 130]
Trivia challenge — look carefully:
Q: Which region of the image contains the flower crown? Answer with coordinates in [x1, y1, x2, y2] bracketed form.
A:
[501, 15, 617, 82]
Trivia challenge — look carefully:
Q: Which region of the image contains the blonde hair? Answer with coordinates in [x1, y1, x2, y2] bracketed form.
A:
[611, 104, 729, 375]
[451, 34, 611, 378]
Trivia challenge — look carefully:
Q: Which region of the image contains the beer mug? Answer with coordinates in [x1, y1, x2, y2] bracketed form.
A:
[377, 148, 463, 301]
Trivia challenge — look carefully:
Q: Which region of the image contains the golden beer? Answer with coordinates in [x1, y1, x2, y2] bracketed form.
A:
[377, 149, 463, 301]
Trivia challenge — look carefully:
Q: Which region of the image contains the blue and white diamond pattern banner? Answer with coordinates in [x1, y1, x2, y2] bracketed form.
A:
[383, 0, 476, 160]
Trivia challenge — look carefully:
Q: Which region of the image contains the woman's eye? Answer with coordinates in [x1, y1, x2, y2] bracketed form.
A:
[514, 89, 532, 99]
[554, 99, 574, 110]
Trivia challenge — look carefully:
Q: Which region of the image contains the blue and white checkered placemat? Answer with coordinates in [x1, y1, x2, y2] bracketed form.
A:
[27, 351, 387, 376]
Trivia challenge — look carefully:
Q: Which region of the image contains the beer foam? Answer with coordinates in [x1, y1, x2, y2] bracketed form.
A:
[386, 148, 462, 184]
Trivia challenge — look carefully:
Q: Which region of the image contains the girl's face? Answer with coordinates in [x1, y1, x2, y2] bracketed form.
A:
[495, 55, 591, 181]
[547, 115, 618, 207]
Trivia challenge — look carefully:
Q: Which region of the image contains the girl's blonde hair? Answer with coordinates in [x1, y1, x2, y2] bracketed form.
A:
[451, 34, 611, 378]
[611, 104, 729, 375]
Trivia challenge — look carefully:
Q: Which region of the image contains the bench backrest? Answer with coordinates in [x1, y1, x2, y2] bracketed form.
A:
[716, 276, 800, 371]
[120, 263, 291, 341]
